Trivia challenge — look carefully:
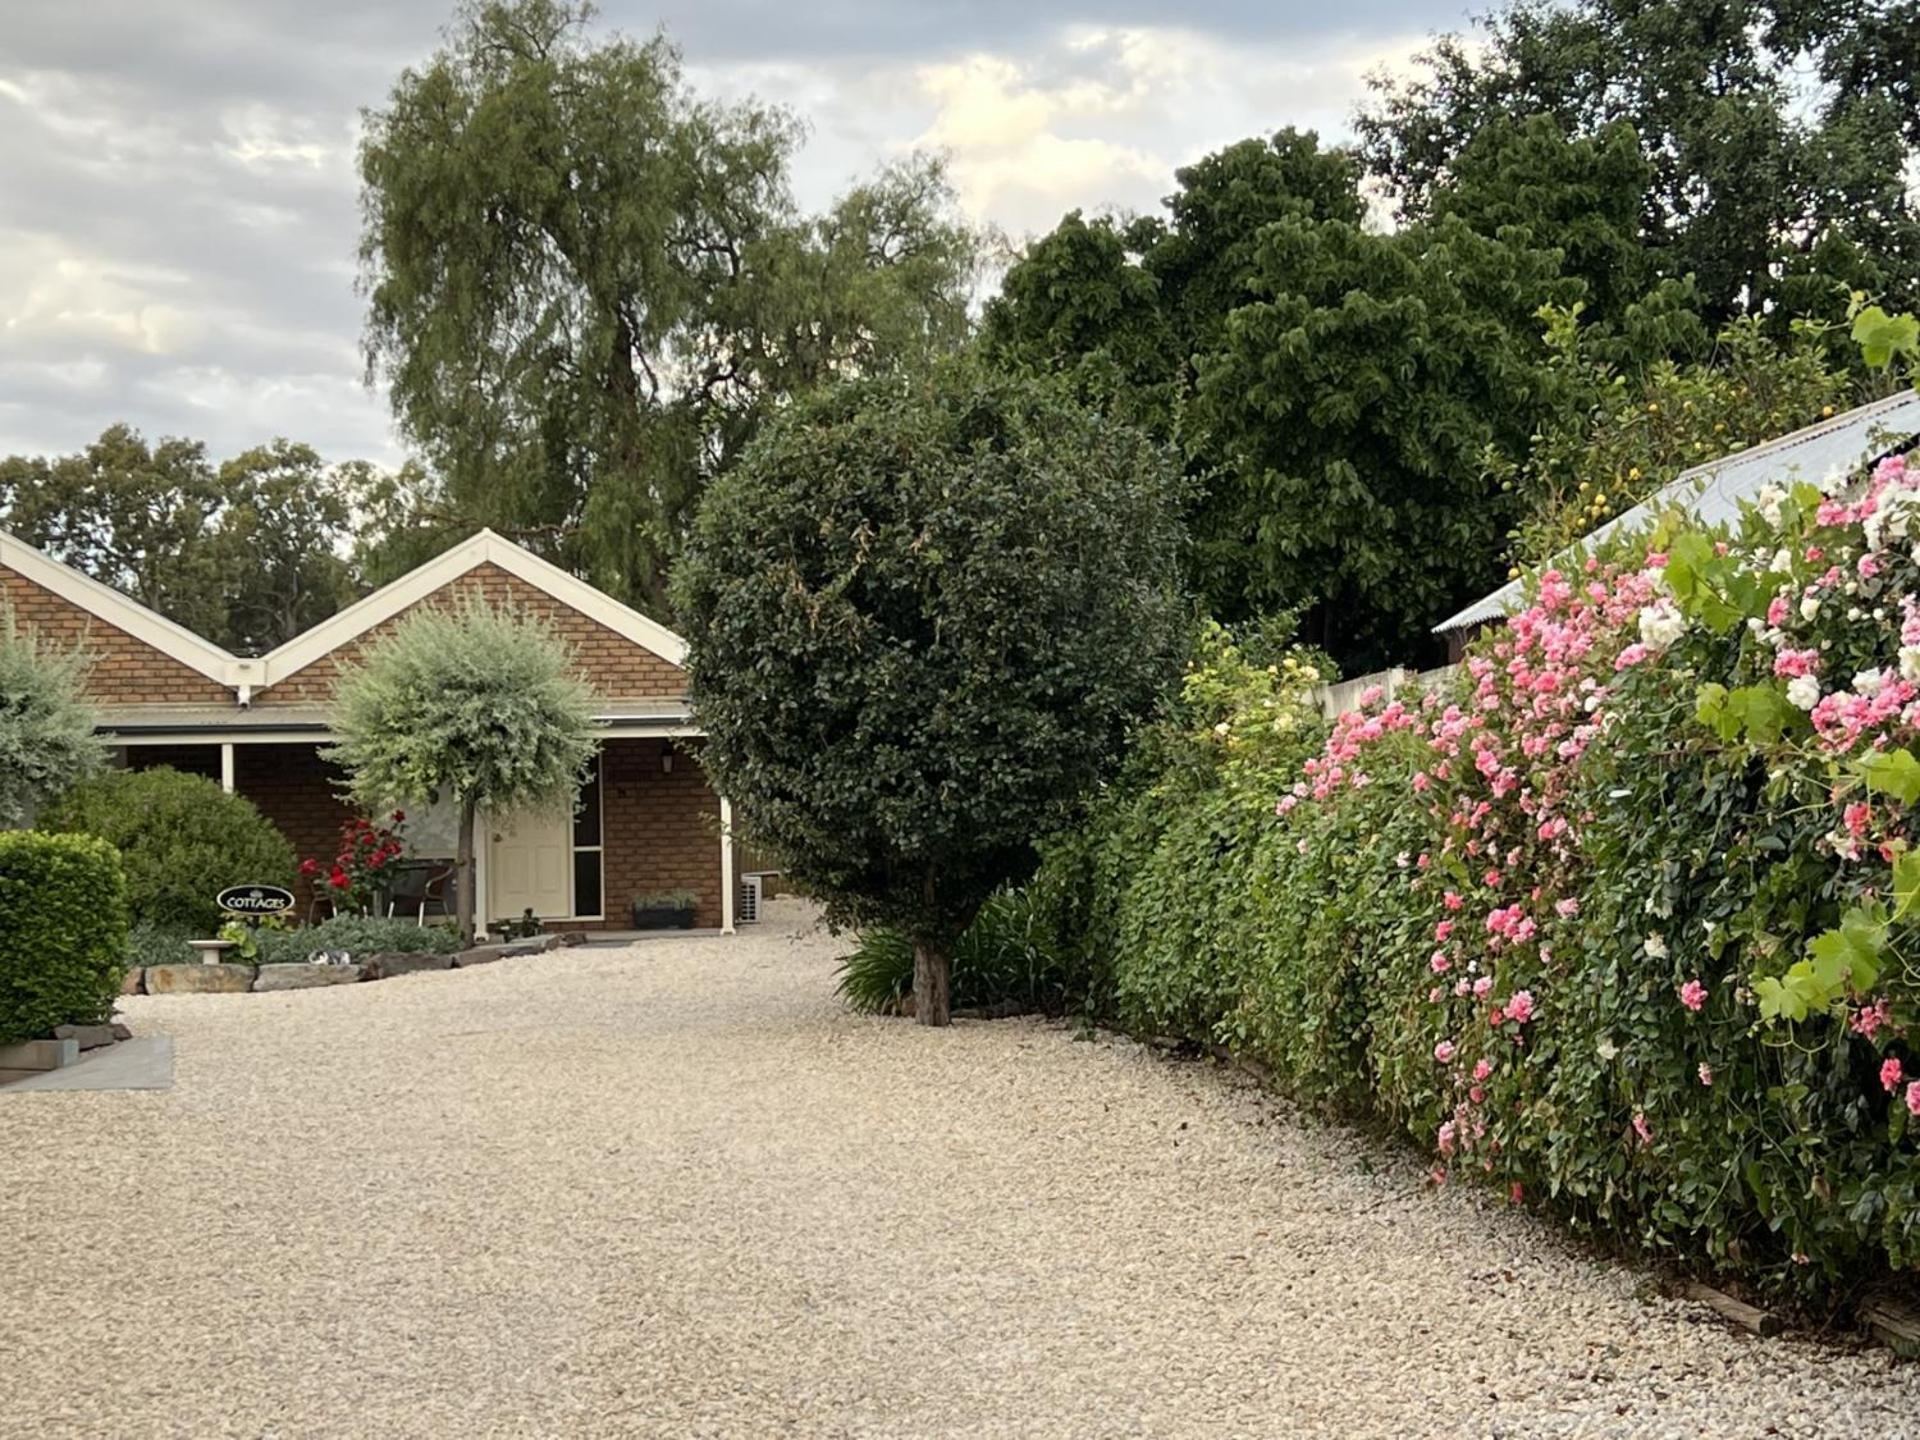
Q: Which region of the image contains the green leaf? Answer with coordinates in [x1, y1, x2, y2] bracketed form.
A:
[1857, 749, 1920, 804]
[1853, 305, 1920, 371]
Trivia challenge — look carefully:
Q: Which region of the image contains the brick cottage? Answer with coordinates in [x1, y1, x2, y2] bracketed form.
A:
[0, 527, 736, 934]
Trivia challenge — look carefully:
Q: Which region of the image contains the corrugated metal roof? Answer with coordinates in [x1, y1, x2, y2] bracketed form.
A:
[1433, 389, 1920, 634]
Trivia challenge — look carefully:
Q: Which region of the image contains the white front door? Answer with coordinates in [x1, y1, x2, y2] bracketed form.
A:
[488, 810, 572, 920]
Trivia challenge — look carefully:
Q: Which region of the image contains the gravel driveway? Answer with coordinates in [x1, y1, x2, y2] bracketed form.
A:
[4, 898, 1917, 1438]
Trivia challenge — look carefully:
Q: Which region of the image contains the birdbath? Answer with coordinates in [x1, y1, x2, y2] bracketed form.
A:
[187, 939, 237, 966]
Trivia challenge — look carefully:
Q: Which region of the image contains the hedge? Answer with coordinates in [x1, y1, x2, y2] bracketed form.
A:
[1029, 456, 1920, 1302]
[39, 767, 296, 935]
[0, 831, 129, 1044]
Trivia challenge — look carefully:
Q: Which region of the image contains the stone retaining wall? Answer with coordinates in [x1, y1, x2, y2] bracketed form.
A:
[122, 934, 569, 996]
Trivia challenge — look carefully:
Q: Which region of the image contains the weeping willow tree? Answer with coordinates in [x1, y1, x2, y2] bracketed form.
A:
[357, 0, 978, 615]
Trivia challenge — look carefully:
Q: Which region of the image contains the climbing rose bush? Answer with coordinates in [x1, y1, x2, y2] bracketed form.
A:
[1035, 449, 1920, 1298]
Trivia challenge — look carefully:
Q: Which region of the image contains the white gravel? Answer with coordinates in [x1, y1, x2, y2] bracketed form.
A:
[4, 897, 1916, 1438]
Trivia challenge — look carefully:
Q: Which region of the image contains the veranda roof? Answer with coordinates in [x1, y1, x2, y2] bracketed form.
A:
[1434, 389, 1920, 636]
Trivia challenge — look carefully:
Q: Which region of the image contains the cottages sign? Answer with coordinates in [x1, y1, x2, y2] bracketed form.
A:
[216, 884, 297, 917]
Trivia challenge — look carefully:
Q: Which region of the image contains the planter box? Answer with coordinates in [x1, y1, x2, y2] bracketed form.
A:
[631, 902, 696, 930]
[144, 963, 256, 994]
[253, 963, 365, 991]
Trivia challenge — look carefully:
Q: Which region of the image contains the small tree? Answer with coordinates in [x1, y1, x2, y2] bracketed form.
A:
[673, 362, 1187, 1025]
[326, 598, 598, 941]
[0, 613, 104, 827]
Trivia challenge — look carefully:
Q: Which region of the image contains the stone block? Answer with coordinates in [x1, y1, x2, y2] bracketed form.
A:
[0, 1038, 78, 1071]
[360, 952, 456, 981]
[253, 963, 365, 991]
[121, 967, 145, 995]
[143, 963, 257, 994]
[52, 1023, 121, 1050]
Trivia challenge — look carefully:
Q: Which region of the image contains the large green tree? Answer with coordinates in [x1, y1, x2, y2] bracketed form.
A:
[1200, 215, 1577, 665]
[0, 426, 374, 655]
[0, 425, 226, 641]
[358, 0, 977, 616]
[1356, 0, 1920, 326]
[672, 362, 1187, 1025]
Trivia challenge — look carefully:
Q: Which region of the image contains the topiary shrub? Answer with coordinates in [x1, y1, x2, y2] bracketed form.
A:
[0, 831, 128, 1044]
[39, 767, 296, 935]
[253, 914, 464, 964]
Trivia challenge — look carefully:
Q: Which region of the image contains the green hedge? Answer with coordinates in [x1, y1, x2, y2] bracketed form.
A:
[40, 767, 296, 935]
[1025, 481, 1920, 1302]
[0, 831, 129, 1044]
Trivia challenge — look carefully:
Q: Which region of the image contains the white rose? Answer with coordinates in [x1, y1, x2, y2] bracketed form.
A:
[1643, 934, 1668, 960]
[1787, 674, 1822, 710]
[1771, 548, 1794, 573]
[1801, 595, 1821, 621]
[1638, 601, 1686, 651]
[1757, 484, 1785, 526]
[1597, 1037, 1620, 1062]
[1900, 645, 1920, 683]
[1855, 669, 1884, 696]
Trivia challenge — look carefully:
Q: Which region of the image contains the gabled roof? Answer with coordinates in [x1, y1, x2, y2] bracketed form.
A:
[253, 528, 687, 691]
[1435, 389, 1920, 635]
[0, 528, 248, 685]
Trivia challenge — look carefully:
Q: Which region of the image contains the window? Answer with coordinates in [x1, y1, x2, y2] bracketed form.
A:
[571, 750, 604, 919]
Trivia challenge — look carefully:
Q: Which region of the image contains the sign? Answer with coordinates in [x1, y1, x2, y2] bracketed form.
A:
[217, 884, 297, 917]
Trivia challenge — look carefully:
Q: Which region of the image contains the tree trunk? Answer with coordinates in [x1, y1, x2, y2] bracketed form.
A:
[455, 794, 479, 943]
[912, 937, 952, 1028]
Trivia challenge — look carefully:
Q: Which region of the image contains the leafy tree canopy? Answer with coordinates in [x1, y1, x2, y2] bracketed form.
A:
[1356, 0, 1920, 327]
[0, 425, 373, 655]
[1200, 214, 1579, 666]
[359, 0, 978, 618]
[672, 360, 1188, 1024]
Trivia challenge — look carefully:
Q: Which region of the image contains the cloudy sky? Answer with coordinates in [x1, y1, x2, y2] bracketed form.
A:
[0, 0, 1477, 467]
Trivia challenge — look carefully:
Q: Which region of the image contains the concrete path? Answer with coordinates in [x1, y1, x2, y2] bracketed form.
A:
[3, 899, 1917, 1438]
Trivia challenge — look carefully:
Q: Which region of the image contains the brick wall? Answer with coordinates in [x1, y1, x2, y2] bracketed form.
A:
[233, 744, 353, 918]
[1, 567, 232, 705]
[564, 737, 724, 931]
[258, 563, 685, 704]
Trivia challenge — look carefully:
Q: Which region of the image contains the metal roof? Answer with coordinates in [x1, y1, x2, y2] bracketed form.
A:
[1433, 389, 1920, 634]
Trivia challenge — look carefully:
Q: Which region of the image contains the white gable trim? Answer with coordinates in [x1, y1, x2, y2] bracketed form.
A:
[0, 529, 249, 687]
[255, 529, 687, 690]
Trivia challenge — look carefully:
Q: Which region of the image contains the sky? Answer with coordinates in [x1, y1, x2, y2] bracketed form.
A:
[0, 0, 1480, 468]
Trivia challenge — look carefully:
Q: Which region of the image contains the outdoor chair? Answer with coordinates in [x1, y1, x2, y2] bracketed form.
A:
[385, 862, 457, 926]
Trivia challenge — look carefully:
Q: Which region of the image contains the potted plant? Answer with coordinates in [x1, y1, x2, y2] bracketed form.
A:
[631, 889, 698, 930]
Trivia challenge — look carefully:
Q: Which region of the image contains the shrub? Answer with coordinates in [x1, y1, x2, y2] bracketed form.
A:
[0, 611, 105, 826]
[125, 923, 195, 970]
[1031, 440, 1920, 1300]
[0, 831, 128, 1043]
[837, 888, 1079, 1016]
[39, 768, 296, 934]
[253, 914, 463, 965]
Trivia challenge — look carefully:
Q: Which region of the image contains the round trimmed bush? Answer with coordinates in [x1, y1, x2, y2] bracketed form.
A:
[0, 831, 128, 1044]
[40, 767, 296, 935]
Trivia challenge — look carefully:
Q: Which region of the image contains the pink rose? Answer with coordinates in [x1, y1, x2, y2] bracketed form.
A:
[1679, 980, 1707, 1012]
[1434, 1040, 1456, 1064]
[1881, 1057, 1903, 1094]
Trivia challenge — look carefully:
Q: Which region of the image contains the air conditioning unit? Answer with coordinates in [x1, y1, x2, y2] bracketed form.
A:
[738, 874, 763, 925]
